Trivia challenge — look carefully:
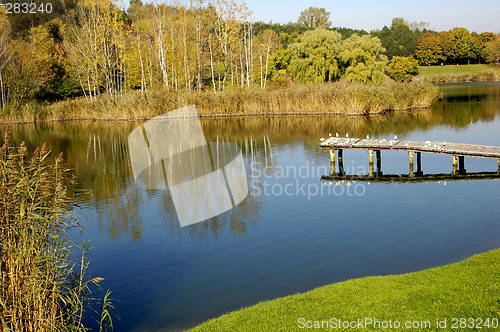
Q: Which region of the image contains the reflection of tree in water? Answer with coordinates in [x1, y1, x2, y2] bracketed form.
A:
[157, 135, 271, 240]
[80, 127, 145, 241]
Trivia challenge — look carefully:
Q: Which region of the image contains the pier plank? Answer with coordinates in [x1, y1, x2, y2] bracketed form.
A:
[320, 138, 500, 159]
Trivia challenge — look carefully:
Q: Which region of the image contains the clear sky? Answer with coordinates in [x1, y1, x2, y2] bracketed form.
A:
[245, 0, 500, 33]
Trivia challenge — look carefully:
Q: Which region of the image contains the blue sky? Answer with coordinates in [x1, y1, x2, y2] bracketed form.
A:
[245, 0, 500, 33]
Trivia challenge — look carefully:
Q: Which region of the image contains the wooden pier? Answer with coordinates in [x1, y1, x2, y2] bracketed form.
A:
[320, 137, 500, 176]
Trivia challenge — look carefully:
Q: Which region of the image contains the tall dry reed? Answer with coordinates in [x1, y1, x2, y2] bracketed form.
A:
[2, 81, 440, 123]
[0, 129, 113, 331]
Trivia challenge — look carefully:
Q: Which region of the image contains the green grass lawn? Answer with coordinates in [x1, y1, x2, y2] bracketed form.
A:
[418, 64, 490, 76]
[189, 249, 500, 331]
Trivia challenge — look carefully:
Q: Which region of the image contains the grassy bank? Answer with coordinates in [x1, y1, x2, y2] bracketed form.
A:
[415, 64, 500, 83]
[189, 249, 500, 331]
[0, 131, 112, 330]
[1, 81, 440, 123]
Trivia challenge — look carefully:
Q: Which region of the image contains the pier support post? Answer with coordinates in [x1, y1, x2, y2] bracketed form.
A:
[408, 151, 415, 177]
[330, 162, 336, 177]
[338, 149, 343, 163]
[368, 149, 374, 165]
[416, 152, 422, 174]
[452, 155, 458, 174]
[329, 149, 336, 164]
[369, 163, 374, 177]
[459, 156, 465, 174]
[375, 150, 381, 175]
[498, 158, 500, 173]
[338, 156, 345, 176]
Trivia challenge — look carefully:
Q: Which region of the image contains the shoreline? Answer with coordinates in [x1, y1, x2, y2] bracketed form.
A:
[0, 106, 435, 126]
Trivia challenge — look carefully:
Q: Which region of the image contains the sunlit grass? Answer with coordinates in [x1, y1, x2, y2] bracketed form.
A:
[418, 64, 490, 75]
[189, 249, 500, 331]
[415, 64, 500, 83]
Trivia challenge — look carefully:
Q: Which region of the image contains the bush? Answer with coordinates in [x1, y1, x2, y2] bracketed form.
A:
[386, 56, 419, 82]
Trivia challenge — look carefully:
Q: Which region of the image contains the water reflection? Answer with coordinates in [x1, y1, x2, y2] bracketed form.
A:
[128, 106, 248, 227]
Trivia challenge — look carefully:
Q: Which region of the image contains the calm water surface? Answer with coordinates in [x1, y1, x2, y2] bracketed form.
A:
[3, 83, 500, 331]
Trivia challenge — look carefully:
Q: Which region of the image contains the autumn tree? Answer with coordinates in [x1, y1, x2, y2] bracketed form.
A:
[484, 34, 500, 64]
[0, 17, 11, 108]
[297, 7, 331, 29]
[339, 34, 387, 83]
[64, 0, 128, 101]
[415, 33, 444, 65]
[438, 30, 455, 63]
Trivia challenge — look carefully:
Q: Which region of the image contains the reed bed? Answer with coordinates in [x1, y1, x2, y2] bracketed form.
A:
[0, 130, 113, 331]
[1, 81, 440, 123]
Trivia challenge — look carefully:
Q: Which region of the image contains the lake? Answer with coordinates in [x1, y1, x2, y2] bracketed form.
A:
[3, 82, 500, 331]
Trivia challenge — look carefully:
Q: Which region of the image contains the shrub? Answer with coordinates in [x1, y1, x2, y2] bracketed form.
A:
[386, 56, 419, 82]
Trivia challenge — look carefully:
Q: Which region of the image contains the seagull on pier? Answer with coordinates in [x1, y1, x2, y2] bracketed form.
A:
[346, 133, 349, 138]
[320, 137, 325, 142]
[443, 141, 446, 146]
[336, 132, 339, 137]
[366, 134, 370, 139]
[394, 135, 398, 140]
[329, 133, 332, 137]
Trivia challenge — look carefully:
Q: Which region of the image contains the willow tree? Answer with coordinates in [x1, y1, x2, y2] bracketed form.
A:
[289, 29, 342, 84]
[297, 7, 331, 29]
[339, 34, 387, 84]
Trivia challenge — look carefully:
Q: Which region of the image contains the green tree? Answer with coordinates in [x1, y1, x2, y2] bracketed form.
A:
[340, 34, 387, 83]
[297, 7, 331, 29]
[371, 18, 422, 58]
[289, 29, 341, 83]
[415, 33, 445, 65]
[438, 30, 455, 63]
[445, 28, 481, 64]
[386, 56, 419, 82]
[454, 35, 481, 64]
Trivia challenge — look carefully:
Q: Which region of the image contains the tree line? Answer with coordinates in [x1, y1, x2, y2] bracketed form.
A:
[0, 2, 499, 110]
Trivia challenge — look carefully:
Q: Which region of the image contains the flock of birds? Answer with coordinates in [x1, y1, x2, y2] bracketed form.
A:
[319, 134, 448, 151]
[319, 133, 398, 142]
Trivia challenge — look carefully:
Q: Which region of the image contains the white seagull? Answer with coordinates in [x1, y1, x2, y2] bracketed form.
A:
[320, 137, 325, 142]
[394, 135, 398, 140]
[346, 133, 349, 138]
[336, 132, 339, 137]
[329, 133, 332, 137]
[366, 134, 370, 139]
